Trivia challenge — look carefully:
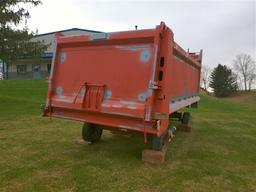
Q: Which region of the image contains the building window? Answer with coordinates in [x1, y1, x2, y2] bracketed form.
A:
[47, 64, 51, 73]
[17, 65, 27, 74]
[33, 64, 40, 72]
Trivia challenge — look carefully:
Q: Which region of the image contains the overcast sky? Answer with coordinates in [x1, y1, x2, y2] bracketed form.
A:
[27, 0, 255, 68]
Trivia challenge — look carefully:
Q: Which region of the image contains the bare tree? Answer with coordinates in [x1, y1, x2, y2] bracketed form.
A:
[248, 73, 256, 91]
[233, 53, 256, 91]
[200, 65, 211, 91]
[236, 74, 244, 90]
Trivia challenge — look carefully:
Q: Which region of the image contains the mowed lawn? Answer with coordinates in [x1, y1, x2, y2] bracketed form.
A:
[0, 80, 256, 192]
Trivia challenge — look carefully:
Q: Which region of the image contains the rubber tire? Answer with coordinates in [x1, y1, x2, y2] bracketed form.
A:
[182, 112, 190, 126]
[82, 123, 103, 143]
[151, 131, 168, 151]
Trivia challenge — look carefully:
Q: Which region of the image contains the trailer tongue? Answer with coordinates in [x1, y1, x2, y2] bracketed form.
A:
[44, 22, 202, 159]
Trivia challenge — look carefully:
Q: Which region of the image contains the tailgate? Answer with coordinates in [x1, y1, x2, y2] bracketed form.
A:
[47, 30, 158, 119]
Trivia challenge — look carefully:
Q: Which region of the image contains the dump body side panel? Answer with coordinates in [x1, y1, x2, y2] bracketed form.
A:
[167, 43, 201, 113]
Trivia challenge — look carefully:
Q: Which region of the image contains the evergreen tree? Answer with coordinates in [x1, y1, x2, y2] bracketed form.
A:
[209, 64, 238, 97]
[0, 0, 47, 78]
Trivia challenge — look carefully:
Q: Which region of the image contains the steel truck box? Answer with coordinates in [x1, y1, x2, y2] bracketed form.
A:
[43, 22, 202, 150]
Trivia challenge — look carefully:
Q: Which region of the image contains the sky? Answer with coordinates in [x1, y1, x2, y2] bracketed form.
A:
[26, 0, 256, 69]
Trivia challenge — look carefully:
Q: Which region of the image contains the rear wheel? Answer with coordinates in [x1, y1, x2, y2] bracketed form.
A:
[151, 131, 168, 151]
[82, 123, 103, 143]
[182, 112, 190, 126]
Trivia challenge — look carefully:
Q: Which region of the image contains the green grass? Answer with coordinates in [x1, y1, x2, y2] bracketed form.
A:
[0, 80, 256, 192]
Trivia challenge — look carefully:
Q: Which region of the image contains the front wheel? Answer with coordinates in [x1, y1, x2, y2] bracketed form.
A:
[182, 112, 190, 126]
[82, 123, 103, 143]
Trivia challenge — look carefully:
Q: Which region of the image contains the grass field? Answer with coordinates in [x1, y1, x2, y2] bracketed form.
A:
[0, 80, 256, 192]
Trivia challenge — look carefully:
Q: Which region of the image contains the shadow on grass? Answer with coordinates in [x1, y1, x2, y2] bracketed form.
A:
[70, 131, 149, 163]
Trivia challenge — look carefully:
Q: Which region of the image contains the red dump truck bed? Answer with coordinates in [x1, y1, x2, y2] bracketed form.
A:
[44, 22, 202, 147]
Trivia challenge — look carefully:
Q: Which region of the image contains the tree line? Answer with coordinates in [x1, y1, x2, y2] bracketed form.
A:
[201, 53, 256, 97]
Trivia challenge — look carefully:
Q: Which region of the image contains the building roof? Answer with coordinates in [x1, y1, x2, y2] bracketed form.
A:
[34, 28, 103, 37]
